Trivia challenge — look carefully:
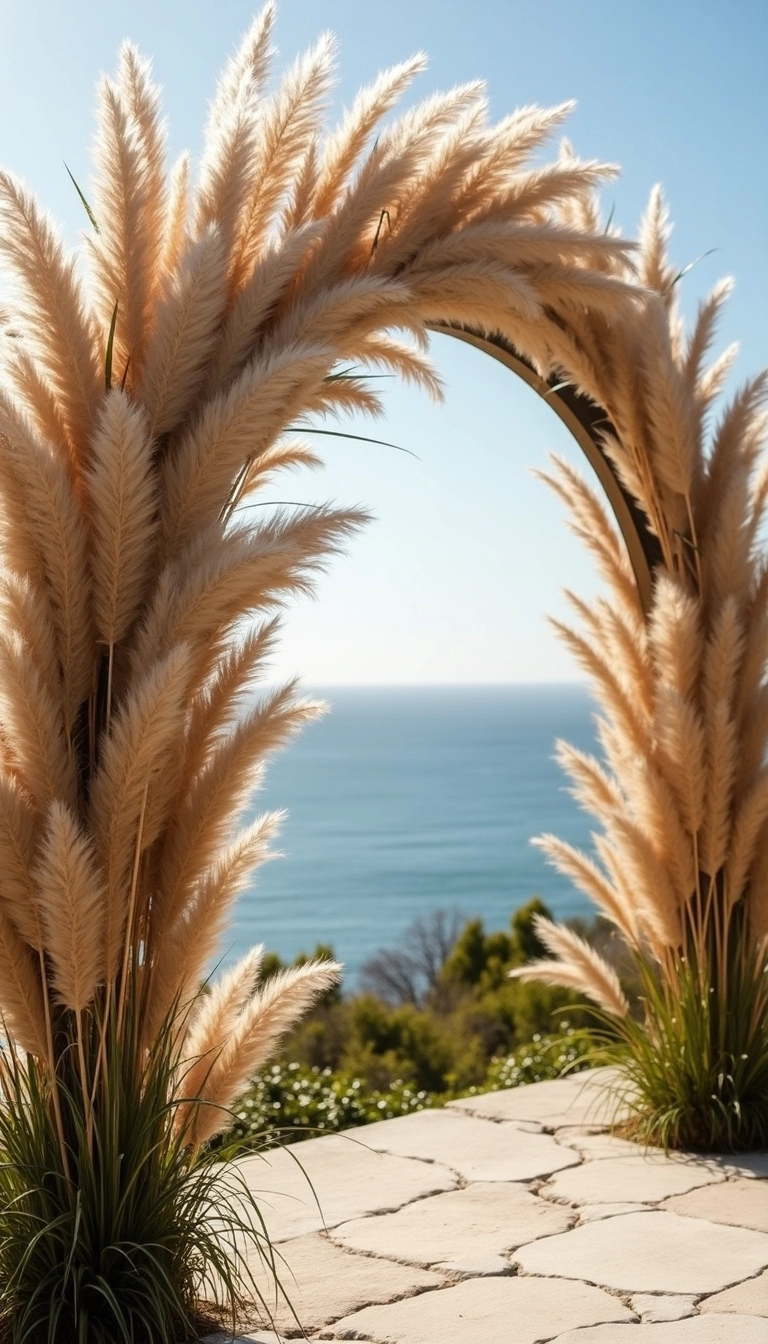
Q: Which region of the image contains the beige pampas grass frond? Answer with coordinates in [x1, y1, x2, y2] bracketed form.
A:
[4, 349, 74, 459]
[159, 345, 336, 555]
[89, 82, 159, 382]
[195, 6, 276, 262]
[0, 633, 75, 811]
[86, 389, 158, 648]
[202, 222, 322, 395]
[510, 915, 629, 1018]
[0, 773, 43, 949]
[227, 33, 338, 289]
[160, 151, 191, 280]
[203, 6, 276, 141]
[144, 812, 281, 1043]
[88, 644, 192, 978]
[652, 686, 706, 836]
[184, 958, 341, 1145]
[312, 54, 427, 221]
[137, 225, 229, 438]
[554, 741, 624, 820]
[135, 508, 367, 686]
[0, 571, 60, 707]
[0, 908, 49, 1058]
[115, 42, 168, 343]
[534, 458, 641, 614]
[0, 399, 94, 728]
[0, 171, 100, 465]
[155, 684, 321, 939]
[531, 833, 638, 943]
[184, 619, 280, 783]
[179, 945, 266, 1102]
[36, 802, 106, 1012]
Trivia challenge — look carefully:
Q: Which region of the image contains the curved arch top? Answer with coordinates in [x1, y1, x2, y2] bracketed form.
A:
[430, 323, 662, 613]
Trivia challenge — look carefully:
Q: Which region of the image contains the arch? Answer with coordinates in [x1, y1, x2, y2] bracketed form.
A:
[432, 324, 663, 613]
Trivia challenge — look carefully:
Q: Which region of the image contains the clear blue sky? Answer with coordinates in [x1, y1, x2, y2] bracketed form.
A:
[0, 1, 766, 683]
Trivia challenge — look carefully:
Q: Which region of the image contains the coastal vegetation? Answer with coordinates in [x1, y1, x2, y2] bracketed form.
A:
[253, 901, 596, 1091]
[222, 901, 598, 1149]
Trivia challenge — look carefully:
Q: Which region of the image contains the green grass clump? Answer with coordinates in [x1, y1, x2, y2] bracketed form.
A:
[597, 936, 768, 1153]
[0, 1000, 276, 1344]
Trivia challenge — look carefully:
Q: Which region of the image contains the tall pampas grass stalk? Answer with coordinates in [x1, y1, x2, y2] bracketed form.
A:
[515, 191, 768, 1152]
[0, 8, 639, 1339]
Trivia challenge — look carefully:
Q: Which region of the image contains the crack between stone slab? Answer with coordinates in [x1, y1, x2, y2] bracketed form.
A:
[349, 1144, 472, 1187]
[320, 1227, 465, 1278]
[694, 1260, 768, 1298]
[276, 1276, 459, 1342]
[321, 1219, 570, 1281]
[510, 1258, 768, 1309]
[508, 1267, 643, 1317]
[304, 1174, 476, 1240]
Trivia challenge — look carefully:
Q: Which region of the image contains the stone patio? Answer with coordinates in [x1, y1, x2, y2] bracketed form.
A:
[211, 1069, 768, 1342]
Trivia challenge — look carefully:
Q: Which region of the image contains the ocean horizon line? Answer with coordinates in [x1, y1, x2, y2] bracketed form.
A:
[292, 680, 591, 690]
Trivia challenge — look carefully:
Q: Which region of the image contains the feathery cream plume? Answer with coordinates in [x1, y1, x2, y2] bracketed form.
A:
[0, 908, 49, 1058]
[179, 946, 266, 1101]
[134, 509, 367, 681]
[160, 345, 335, 556]
[89, 78, 162, 383]
[144, 813, 281, 1043]
[0, 170, 100, 466]
[182, 958, 341, 1145]
[0, 633, 75, 811]
[312, 55, 426, 220]
[88, 644, 192, 979]
[194, 12, 276, 275]
[0, 773, 43, 948]
[160, 152, 191, 280]
[138, 225, 228, 438]
[510, 915, 629, 1018]
[86, 389, 158, 648]
[36, 802, 106, 1011]
[227, 33, 337, 291]
[531, 833, 638, 944]
[155, 685, 321, 940]
[202, 223, 322, 395]
[184, 620, 280, 785]
[0, 394, 94, 728]
[0, 572, 60, 708]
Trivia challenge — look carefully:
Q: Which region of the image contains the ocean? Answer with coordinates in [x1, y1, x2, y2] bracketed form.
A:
[226, 685, 599, 988]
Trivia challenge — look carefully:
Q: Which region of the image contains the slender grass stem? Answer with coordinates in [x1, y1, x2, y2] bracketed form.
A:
[116, 781, 149, 1043]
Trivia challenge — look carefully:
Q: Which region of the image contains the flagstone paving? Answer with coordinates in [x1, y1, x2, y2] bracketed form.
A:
[217, 1069, 768, 1342]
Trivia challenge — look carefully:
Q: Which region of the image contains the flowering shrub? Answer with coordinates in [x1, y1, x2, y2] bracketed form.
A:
[472, 1028, 594, 1093]
[224, 1061, 434, 1147]
[224, 1028, 592, 1149]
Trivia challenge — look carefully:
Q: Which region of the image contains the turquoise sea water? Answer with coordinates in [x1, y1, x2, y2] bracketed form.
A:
[227, 685, 599, 987]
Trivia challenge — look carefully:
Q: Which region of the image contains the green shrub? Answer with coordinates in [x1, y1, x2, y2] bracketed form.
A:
[224, 1027, 595, 1151]
[224, 1061, 435, 1148]
[476, 1027, 595, 1092]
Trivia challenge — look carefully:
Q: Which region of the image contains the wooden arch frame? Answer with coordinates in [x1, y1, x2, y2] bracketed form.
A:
[432, 324, 663, 613]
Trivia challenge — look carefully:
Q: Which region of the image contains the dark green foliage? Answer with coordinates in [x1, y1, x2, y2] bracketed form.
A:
[511, 897, 552, 963]
[233, 903, 601, 1111]
[225, 1028, 594, 1151]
